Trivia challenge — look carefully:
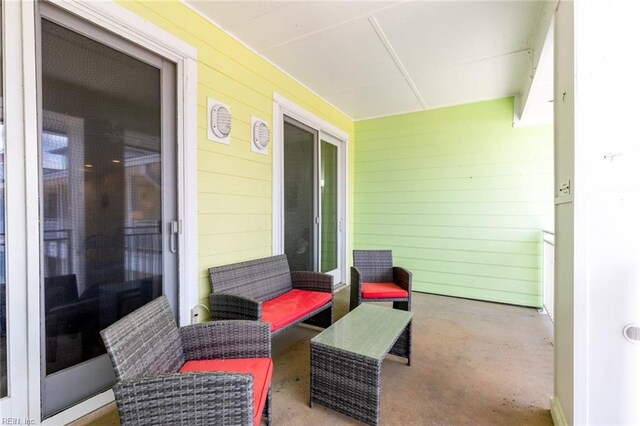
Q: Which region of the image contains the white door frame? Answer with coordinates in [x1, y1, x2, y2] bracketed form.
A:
[272, 93, 348, 285]
[1, 0, 32, 420]
[4, 0, 198, 423]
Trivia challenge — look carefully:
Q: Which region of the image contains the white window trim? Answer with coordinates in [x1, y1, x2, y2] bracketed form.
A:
[272, 93, 349, 285]
[1, 0, 33, 420]
[273, 94, 349, 142]
[7, 0, 198, 423]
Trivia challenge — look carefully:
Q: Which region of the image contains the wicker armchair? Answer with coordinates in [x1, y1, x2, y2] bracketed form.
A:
[350, 250, 412, 312]
[100, 295, 272, 426]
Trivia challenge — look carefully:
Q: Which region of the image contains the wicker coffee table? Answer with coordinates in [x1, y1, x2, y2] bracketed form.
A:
[310, 304, 413, 425]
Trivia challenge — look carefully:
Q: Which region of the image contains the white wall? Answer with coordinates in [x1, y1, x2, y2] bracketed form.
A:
[553, 1, 578, 423]
[554, 1, 640, 424]
[577, 0, 640, 422]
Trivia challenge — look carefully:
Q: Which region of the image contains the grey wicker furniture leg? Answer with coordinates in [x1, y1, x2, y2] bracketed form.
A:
[310, 304, 413, 426]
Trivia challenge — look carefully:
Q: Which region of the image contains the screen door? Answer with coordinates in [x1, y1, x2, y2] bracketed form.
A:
[38, 4, 178, 416]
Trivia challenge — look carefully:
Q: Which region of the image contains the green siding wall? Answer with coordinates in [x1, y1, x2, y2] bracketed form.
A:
[354, 98, 553, 307]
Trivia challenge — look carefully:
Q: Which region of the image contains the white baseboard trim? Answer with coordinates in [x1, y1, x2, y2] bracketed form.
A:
[41, 389, 114, 425]
[550, 396, 568, 426]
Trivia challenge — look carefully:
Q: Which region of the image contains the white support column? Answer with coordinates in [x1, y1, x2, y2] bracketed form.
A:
[554, 1, 640, 424]
[514, 0, 557, 127]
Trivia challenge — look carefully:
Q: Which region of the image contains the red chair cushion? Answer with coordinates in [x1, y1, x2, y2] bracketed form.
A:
[179, 358, 272, 426]
[262, 289, 331, 332]
[361, 282, 409, 299]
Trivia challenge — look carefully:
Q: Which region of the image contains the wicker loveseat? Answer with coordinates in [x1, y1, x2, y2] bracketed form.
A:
[100, 295, 272, 426]
[208, 254, 334, 335]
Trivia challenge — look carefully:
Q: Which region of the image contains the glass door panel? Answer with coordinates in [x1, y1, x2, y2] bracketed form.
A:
[0, 0, 6, 399]
[39, 8, 176, 416]
[320, 141, 338, 274]
[282, 117, 344, 283]
[283, 118, 317, 271]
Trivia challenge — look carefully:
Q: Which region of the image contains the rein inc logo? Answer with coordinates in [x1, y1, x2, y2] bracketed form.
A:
[1, 419, 36, 425]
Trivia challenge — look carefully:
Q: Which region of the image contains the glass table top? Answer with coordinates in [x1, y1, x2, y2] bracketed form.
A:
[311, 304, 413, 360]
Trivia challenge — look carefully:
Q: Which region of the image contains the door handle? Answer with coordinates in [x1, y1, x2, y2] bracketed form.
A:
[170, 220, 179, 253]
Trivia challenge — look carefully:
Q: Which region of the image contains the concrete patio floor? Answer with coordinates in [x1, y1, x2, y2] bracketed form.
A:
[73, 287, 554, 426]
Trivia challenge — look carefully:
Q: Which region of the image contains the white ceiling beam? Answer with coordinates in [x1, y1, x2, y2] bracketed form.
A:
[515, 0, 558, 124]
[514, 21, 553, 127]
[368, 16, 428, 110]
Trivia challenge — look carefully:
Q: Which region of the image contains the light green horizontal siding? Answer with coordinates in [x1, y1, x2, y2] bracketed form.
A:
[354, 98, 553, 307]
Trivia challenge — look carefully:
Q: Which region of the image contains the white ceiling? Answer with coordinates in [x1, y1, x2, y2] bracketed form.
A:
[186, 0, 553, 121]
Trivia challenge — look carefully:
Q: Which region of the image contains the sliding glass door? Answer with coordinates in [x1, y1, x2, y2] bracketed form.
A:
[0, 0, 7, 402]
[283, 118, 317, 272]
[283, 116, 343, 281]
[38, 4, 178, 416]
[320, 136, 340, 281]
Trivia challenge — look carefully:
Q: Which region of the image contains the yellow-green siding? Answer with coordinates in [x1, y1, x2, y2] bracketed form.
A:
[118, 1, 354, 311]
[354, 98, 553, 307]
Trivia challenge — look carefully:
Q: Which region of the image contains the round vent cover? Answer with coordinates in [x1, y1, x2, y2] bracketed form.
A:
[210, 104, 231, 139]
[623, 324, 640, 344]
[253, 120, 270, 150]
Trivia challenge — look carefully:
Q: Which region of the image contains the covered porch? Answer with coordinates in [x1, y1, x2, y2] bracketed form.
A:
[1, 1, 638, 425]
[75, 288, 554, 426]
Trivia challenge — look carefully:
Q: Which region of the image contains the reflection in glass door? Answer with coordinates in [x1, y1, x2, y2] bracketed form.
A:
[0, 0, 6, 400]
[283, 118, 317, 272]
[320, 139, 339, 278]
[39, 6, 177, 416]
[283, 117, 343, 282]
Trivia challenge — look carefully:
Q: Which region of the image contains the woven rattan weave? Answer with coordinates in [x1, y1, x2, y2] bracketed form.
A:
[101, 295, 272, 425]
[350, 250, 412, 312]
[310, 304, 413, 425]
[209, 254, 334, 336]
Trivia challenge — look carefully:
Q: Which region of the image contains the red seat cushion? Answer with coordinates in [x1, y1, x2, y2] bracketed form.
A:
[361, 282, 409, 299]
[179, 358, 272, 426]
[262, 289, 331, 332]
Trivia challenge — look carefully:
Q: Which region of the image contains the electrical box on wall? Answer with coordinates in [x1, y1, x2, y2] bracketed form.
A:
[207, 97, 231, 144]
[251, 116, 270, 155]
[555, 178, 573, 205]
